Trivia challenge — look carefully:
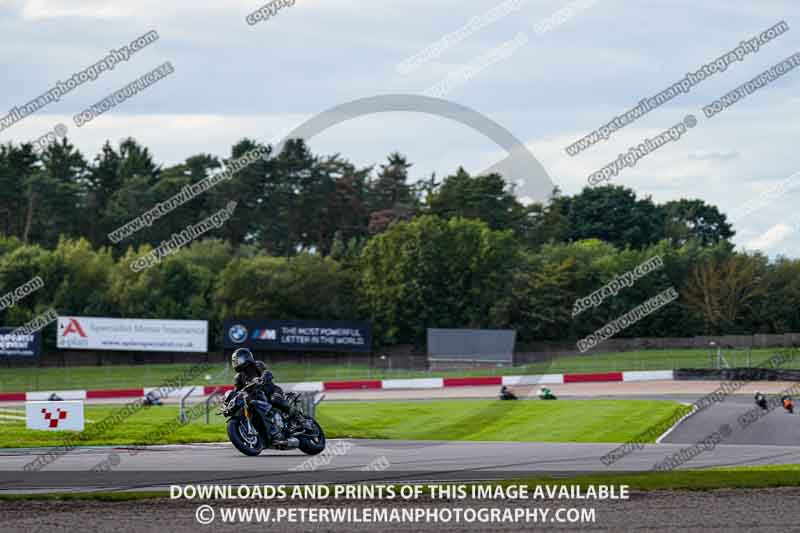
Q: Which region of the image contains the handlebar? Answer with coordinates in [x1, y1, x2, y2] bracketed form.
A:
[241, 377, 264, 392]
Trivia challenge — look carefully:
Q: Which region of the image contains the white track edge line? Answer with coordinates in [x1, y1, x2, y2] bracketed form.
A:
[655, 402, 697, 444]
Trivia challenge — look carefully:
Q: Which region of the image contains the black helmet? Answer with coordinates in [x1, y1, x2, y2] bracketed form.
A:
[231, 348, 255, 372]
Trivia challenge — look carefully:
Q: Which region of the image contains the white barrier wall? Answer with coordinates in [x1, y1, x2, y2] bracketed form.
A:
[26, 400, 85, 431]
[143, 386, 205, 400]
[502, 374, 565, 386]
[382, 378, 444, 389]
[284, 382, 325, 392]
[25, 390, 87, 401]
[622, 370, 674, 382]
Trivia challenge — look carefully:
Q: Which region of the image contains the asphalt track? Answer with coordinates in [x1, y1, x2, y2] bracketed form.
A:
[661, 395, 800, 445]
[2, 390, 799, 491]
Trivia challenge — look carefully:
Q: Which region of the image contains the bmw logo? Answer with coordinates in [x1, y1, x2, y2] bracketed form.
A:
[229, 324, 248, 344]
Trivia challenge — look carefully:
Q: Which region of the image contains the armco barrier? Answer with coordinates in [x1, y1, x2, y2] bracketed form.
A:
[502, 374, 564, 386]
[564, 372, 623, 383]
[86, 388, 144, 399]
[622, 370, 674, 382]
[383, 378, 444, 389]
[0, 370, 676, 402]
[286, 381, 325, 392]
[443, 376, 502, 387]
[26, 390, 86, 401]
[0, 392, 25, 401]
[143, 386, 204, 400]
[323, 379, 382, 391]
[674, 368, 800, 381]
[204, 385, 234, 395]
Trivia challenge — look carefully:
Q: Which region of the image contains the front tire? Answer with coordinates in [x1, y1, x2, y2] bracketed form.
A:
[298, 419, 326, 455]
[227, 418, 263, 456]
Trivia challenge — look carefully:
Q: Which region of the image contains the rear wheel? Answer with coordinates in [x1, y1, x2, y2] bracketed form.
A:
[298, 419, 326, 455]
[227, 418, 263, 456]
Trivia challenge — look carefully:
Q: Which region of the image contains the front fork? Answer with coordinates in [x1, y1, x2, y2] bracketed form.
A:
[245, 401, 276, 444]
[244, 416, 258, 438]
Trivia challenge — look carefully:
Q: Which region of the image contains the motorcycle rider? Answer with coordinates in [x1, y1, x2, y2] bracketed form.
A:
[499, 385, 518, 401]
[782, 395, 794, 414]
[231, 348, 303, 444]
[754, 391, 767, 410]
[538, 386, 557, 400]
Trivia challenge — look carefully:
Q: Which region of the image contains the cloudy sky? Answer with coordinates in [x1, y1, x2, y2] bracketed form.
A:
[0, 0, 798, 256]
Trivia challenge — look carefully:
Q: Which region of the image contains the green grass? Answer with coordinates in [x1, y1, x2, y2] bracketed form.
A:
[1, 347, 792, 393]
[315, 399, 690, 443]
[512, 465, 800, 491]
[0, 399, 687, 448]
[0, 403, 228, 448]
[3, 465, 800, 501]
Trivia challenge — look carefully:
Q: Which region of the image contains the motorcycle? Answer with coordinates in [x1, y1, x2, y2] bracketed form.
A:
[755, 393, 768, 411]
[538, 387, 557, 401]
[783, 396, 794, 414]
[499, 386, 518, 401]
[220, 376, 326, 457]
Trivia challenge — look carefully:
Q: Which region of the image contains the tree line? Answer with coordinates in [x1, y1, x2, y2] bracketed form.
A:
[0, 135, 795, 350]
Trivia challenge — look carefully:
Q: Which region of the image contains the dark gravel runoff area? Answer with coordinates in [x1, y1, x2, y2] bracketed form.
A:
[2, 489, 800, 532]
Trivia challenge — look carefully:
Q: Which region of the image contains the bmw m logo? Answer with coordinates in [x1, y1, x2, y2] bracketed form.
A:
[228, 324, 248, 344]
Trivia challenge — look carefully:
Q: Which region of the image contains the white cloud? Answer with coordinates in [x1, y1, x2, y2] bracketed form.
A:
[20, 0, 137, 19]
[688, 150, 739, 161]
[0, 0, 798, 257]
[746, 223, 794, 252]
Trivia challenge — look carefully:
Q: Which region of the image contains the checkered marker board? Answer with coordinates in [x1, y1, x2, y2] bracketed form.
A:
[25, 401, 84, 431]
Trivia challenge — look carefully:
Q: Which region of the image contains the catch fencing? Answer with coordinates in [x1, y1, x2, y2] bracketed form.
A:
[427, 329, 516, 364]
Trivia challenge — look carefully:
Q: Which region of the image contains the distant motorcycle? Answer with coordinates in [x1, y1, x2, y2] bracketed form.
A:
[783, 395, 794, 414]
[538, 387, 557, 401]
[220, 376, 326, 457]
[499, 386, 518, 401]
[754, 392, 768, 411]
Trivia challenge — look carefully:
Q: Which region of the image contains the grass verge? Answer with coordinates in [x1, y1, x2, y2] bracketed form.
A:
[315, 399, 690, 443]
[2, 466, 799, 501]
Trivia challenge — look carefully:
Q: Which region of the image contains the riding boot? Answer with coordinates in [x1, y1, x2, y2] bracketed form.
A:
[259, 410, 287, 446]
[275, 401, 304, 431]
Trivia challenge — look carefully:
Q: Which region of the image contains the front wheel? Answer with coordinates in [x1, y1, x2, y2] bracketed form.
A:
[227, 418, 263, 456]
[298, 419, 326, 455]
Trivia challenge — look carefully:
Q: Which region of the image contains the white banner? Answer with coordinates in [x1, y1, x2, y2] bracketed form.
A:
[26, 401, 85, 431]
[57, 316, 208, 352]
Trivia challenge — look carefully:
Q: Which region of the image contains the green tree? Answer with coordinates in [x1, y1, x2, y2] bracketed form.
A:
[567, 185, 664, 250]
[0, 143, 37, 238]
[215, 253, 357, 322]
[662, 198, 734, 246]
[118, 137, 160, 182]
[85, 141, 123, 248]
[359, 215, 519, 345]
[369, 152, 415, 210]
[756, 257, 800, 333]
[492, 252, 574, 342]
[26, 138, 88, 247]
[521, 187, 570, 249]
[109, 244, 214, 319]
[682, 253, 768, 334]
[426, 168, 526, 233]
